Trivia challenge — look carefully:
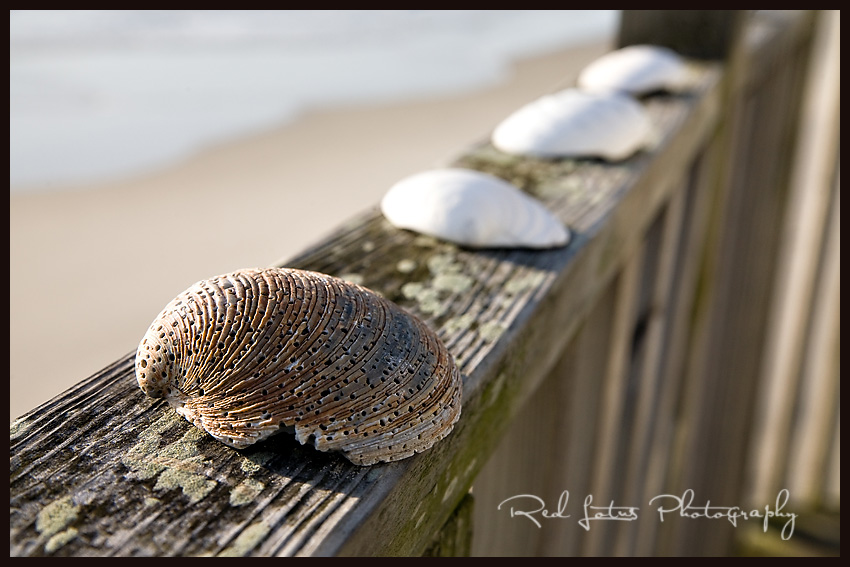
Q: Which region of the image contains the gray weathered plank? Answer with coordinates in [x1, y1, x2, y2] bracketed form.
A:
[617, 10, 744, 59]
[652, 11, 819, 556]
[745, 9, 840, 509]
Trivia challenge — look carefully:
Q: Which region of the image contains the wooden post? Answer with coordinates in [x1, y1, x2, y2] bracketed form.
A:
[623, 10, 821, 556]
[617, 10, 745, 59]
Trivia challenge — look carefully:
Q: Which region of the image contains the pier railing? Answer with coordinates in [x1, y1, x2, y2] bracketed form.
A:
[10, 10, 839, 556]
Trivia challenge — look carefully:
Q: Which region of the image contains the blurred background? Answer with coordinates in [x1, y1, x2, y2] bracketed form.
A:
[9, 10, 618, 420]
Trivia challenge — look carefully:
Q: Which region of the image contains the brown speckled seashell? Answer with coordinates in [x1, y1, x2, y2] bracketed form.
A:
[135, 267, 462, 466]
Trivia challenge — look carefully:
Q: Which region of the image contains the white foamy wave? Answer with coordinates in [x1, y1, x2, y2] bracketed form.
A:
[10, 10, 618, 191]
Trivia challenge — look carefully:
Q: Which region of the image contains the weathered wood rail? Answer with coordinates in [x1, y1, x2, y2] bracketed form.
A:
[10, 11, 839, 556]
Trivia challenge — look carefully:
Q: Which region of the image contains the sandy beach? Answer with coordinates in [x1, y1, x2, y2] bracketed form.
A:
[9, 39, 611, 421]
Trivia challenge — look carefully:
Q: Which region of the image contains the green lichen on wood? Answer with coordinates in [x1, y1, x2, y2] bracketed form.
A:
[217, 520, 272, 557]
[394, 249, 481, 320]
[154, 467, 217, 504]
[504, 271, 547, 296]
[240, 451, 276, 474]
[478, 321, 508, 343]
[432, 273, 474, 294]
[36, 496, 79, 538]
[391, 250, 463, 317]
[426, 252, 463, 275]
[229, 478, 266, 507]
[533, 175, 586, 199]
[35, 496, 81, 553]
[452, 144, 580, 195]
[443, 313, 476, 336]
[396, 259, 417, 273]
[10, 417, 31, 441]
[121, 411, 217, 503]
[411, 234, 441, 248]
[401, 282, 443, 316]
[45, 528, 79, 554]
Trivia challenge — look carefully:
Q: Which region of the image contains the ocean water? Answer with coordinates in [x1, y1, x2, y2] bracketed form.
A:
[9, 10, 618, 191]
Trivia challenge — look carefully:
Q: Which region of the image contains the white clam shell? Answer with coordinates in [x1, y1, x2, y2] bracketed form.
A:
[381, 168, 569, 249]
[491, 89, 653, 161]
[577, 44, 691, 95]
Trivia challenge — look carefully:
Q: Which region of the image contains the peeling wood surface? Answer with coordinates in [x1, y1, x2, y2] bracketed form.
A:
[10, 64, 723, 557]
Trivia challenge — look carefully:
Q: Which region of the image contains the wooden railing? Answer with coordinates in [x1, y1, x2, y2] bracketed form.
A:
[10, 11, 839, 556]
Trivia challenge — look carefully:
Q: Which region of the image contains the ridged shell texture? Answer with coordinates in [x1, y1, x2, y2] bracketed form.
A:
[135, 267, 462, 466]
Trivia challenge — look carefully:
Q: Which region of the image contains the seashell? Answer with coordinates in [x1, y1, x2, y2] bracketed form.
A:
[576, 44, 691, 96]
[380, 168, 569, 249]
[491, 88, 653, 161]
[135, 267, 462, 466]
